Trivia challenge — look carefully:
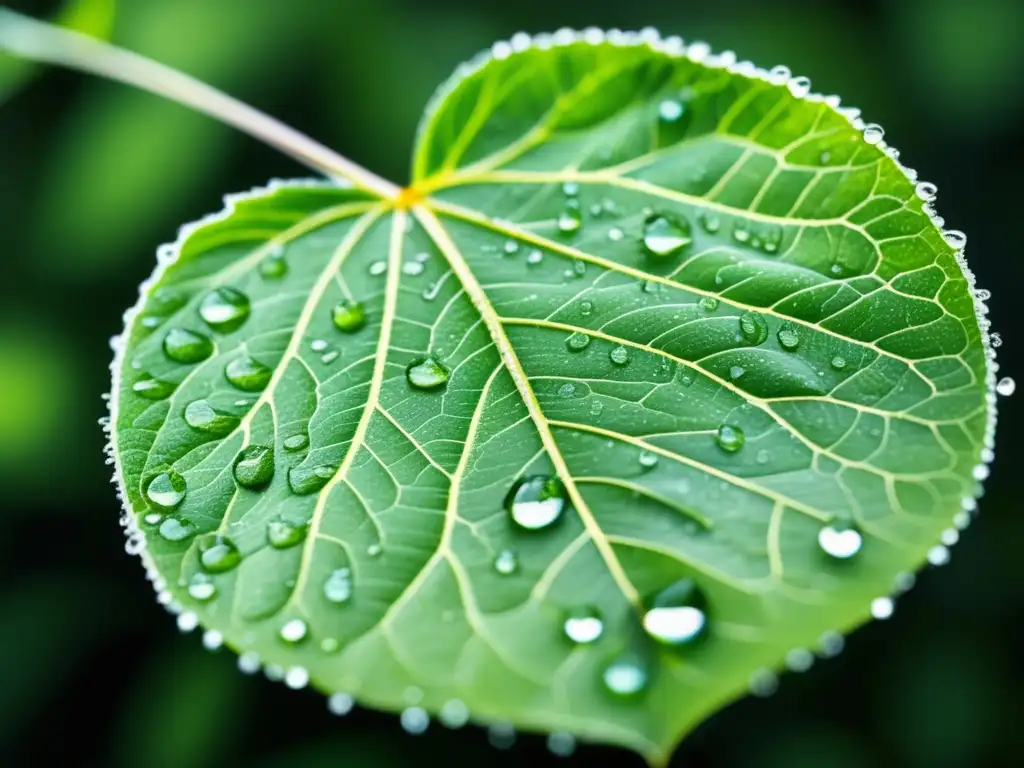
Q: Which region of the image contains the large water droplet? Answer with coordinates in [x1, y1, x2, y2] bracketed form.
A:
[406, 357, 450, 390]
[602, 652, 649, 698]
[279, 618, 308, 643]
[563, 606, 604, 644]
[225, 356, 272, 391]
[609, 345, 631, 366]
[198, 534, 242, 573]
[324, 567, 353, 603]
[268, 518, 308, 549]
[163, 328, 213, 363]
[739, 312, 768, 345]
[642, 578, 708, 645]
[818, 522, 862, 559]
[233, 444, 274, 488]
[147, 470, 186, 508]
[184, 400, 239, 435]
[199, 287, 250, 333]
[133, 376, 176, 400]
[716, 424, 745, 453]
[288, 464, 337, 495]
[506, 476, 568, 530]
[777, 324, 800, 350]
[566, 332, 590, 352]
[643, 214, 692, 257]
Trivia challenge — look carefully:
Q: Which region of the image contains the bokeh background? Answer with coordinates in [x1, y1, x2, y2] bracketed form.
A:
[1, 0, 1021, 765]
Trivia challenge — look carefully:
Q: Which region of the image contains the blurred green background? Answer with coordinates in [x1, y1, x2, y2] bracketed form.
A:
[1, 0, 1021, 765]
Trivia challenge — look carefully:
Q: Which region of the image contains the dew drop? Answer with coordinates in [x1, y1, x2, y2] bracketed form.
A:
[177, 611, 199, 633]
[777, 324, 800, 350]
[163, 328, 213, 364]
[547, 732, 577, 757]
[287, 464, 337, 495]
[402, 261, 425, 276]
[562, 181, 579, 197]
[267, 518, 308, 549]
[658, 99, 684, 122]
[188, 573, 217, 602]
[997, 376, 1015, 396]
[830, 355, 847, 371]
[238, 651, 261, 674]
[494, 549, 518, 575]
[366, 542, 383, 557]
[557, 205, 582, 235]
[699, 212, 721, 233]
[184, 399, 239, 435]
[233, 444, 274, 488]
[506, 476, 568, 530]
[563, 606, 604, 644]
[488, 722, 517, 749]
[818, 630, 845, 658]
[158, 516, 195, 542]
[944, 229, 967, 249]
[147, 470, 187, 509]
[557, 382, 575, 398]
[698, 296, 719, 312]
[225, 356, 272, 391]
[602, 653, 649, 697]
[283, 434, 308, 451]
[609, 345, 631, 366]
[405, 356, 450, 390]
[203, 630, 224, 651]
[749, 668, 779, 697]
[732, 226, 751, 244]
[642, 578, 708, 645]
[323, 567, 353, 603]
[285, 666, 309, 689]
[729, 365, 745, 381]
[279, 618, 308, 643]
[785, 648, 814, 672]
[862, 123, 885, 145]
[589, 400, 604, 417]
[716, 424, 745, 453]
[259, 252, 288, 279]
[739, 312, 769, 345]
[400, 706, 429, 734]
[331, 300, 367, 333]
[439, 699, 470, 728]
[199, 287, 250, 333]
[642, 214, 692, 257]
[526, 249, 543, 265]
[133, 376, 176, 400]
[198, 534, 242, 573]
[608, 226, 624, 242]
[579, 299, 594, 316]
[565, 332, 591, 352]
[368, 261, 387, 276]
[320, 350, 339, 365]
[638, 450, 659, 470]
[320, 637, 340, 653]
[870, 596, 894, 620]
[915, 181, 937, 201]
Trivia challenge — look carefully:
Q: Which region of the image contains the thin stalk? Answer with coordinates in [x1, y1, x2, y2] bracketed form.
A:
[0, 7, 401, 198]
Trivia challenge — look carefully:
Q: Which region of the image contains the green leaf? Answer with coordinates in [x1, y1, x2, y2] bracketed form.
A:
[108, 31, 995, 765]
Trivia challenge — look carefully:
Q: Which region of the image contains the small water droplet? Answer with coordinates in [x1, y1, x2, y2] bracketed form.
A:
[406, 357, 450, 390]
[147, 470, 186, 509]
[502, 239, 519, 255]
[238, 651, 261, 674]
[494, 549, 518, 575]
[400, 706, 429, 734]
[327, 692, 354, 715]
[439, 699, 470, 728]
[716, 424, 745, 453]
[749, 668, 779, 697]
[279, 618, 308, 643]
[259, 252, 288, 279]
[547, 732, 577, 757]
[526, 249, 543, 265]
[368, 260, 387, 276]
[579, 299, 594, 317]
[199, 287, 250, 333]
[233, 444, 274, 488]
[997, 377, 1015, 396]
[643, 214, 692, 257]
[830, 355, 847, 371]
[323, 567, 353, 603]
[177, 611, 199, 632]
[785, 648, 814, 672]
[331, 300, 366, 333]
[698, 296, 719, 312]
[943, 229, 967, 249]
[133, 376, 175, 400]
[184, 399, 239, 435]
[862, 123, 885, 145]
[557, 207, 582, 234]
[320, 350, 339, 364]
[732, 226, 751, 244]
[320, 637, 340, 653]
[658, 99, 684, 122]
[607, 226, 625, 242]
[310, 339, 329, 353]
[267, 518, 308, 549]
[739, 312, 769, 345]
[565, 332, 590, 352]
[203, 629, 224, 651]
[506, 476, 568, 530]
[928, 544, 951, 565]
[557, 382, 576, 398]
[638, 450, 659, 470]
[699, 212, 721, 233]
[488, 722, 517, 749]
[915, 181, 937, 201]
[642, 578, 708, 645]
[818, 630, 845, 657]
[288, 464, 337, 495]
[144, 512, 162, 525]
[609, 345, 631, 366]
[158, 516, 195, 542]
[777, 324, 800, 350]
[562, 181, 579, 197]
[188, 573, 217, 602]
[402, 261, 425, 276]
[589, 400, 604, 417]
[729, 365, 745, 380]
[563, 606, 604, 644]
[870, 596, 894, 620]
[198, 534, 242, 573]
[163, 328, 213, 363]
[225, 356, 272, 391]
[602, 653, 649, 697]
[283, 434, 308, 451]
[366, 542, 383, 557]
[285, 666, 309, 689]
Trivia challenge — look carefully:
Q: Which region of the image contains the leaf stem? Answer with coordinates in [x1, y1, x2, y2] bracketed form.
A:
[0, 7, 401, 198]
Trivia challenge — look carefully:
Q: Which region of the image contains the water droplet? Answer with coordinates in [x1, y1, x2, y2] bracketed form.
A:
[288, 464, 337, 495]
[279, 618, 308, 643]
[997, 377, 1015, 396]
[327, 692, 354, 715]
[147, 470, 186, 509]
[285, 666, 309, 689]
[732, 226, 751, 244]
[158, 516, 195, 542]
[203, 629, 223, 651]
[915, 181, 937, 201]
[785, 648, 814, 672]
[400, 706, 429, 734]
[406, 357, 450, 390]
[562, 181, 579, 197]
[439, 699, 470, 728]
[928, 544, 951, 565]
[642, 578, 708, 645]
[642, 214, 692, 257]
[188, 573, 217, 602]
[991, 333, 1003, 348]
[267, 518, 308, 549]
[716, 424, 745, 453]
[602, 653, 649, 697]
[144, 512, 162, 526]
[526, 249, 543, 265]
[320, 637, 340, 653]
[748, 668, 779, 697]
[198, 534, 242, 573]
[324, 567, 353, 603]
[233, 444, 274, 488]
[494, 549, 518, 575]
[862, 123, 885, 145]
[818, 630, 845, 657]
[184, 399, 239, 435]
[658, 99, 684, 122]
[402, 261, 425, 276]
[943, 230, 967, 249]
[133, 376, 175, 400]
[870, 596, 894, 619]
[557, 382, 576, 398]
[589, 400, 604, 417]
[368, 260, 387, 276]
[699, 212, 721, 233]
[488, 722, 517, 749]
[238, 651, 261, 674]
[608, 226, 624, 242]
[199, 287, 250, 333]
[579, 299, 594, 317]
[830, 355, 847, 371]
[557, 207, 582, 234]
[163, 328, 213, 364]
[259, 252, 288, 279]
[225, 356, 272, 391]
[177, 611, 199, 632]
[563, 606, 604, 644]
[777, 324, 800, 350]
[565, 332, 590, 352]
[729, 365, 745, 380]
[739, 312, 768, 345]
[609, 345, 631, 366]
[331, 300, 366, 333]
[506, 476, 568, 530]
[547, 732, 577, 757]
[320, 350, 339, 364]
[283, 434, 308, 451]
[638, 450, 659, 470]
[698, 296, 718, 312]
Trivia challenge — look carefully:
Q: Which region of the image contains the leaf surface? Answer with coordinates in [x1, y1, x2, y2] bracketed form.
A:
[110, 32, 994, 764]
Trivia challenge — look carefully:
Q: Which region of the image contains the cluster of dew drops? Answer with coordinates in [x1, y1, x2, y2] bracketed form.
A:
[105, 33, 1017, 747]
